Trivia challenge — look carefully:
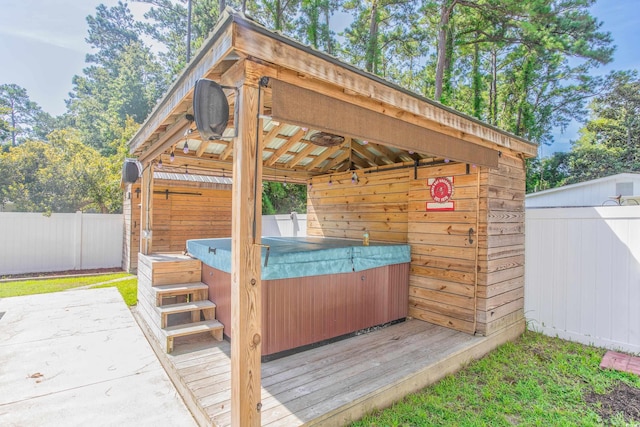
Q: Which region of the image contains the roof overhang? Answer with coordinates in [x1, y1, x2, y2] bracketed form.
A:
[128, 9, 538, 181]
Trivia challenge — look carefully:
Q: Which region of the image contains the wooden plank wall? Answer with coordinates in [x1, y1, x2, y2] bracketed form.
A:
[123, 179, 232, 272]
[475, 153, 526, 336]
[407, 164, 479, 334]
[122, 184, 141, 273]
[307, 164, 480, 334]
[152, 180, 233, 252]
[306, 168, 410, 242]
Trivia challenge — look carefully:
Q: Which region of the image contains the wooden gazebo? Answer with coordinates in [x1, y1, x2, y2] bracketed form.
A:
[129, 9, 537, 426]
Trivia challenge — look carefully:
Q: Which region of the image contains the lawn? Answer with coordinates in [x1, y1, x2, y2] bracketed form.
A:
[93, 277, 138, 306]
[352, 330, 640, 426]
[0, 273, 138, 306]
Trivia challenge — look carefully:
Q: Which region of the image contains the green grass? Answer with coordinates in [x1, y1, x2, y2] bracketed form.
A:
[93, 278, 138, 306]
[0, 273, 137, 306]
[351, 330, 640, 427]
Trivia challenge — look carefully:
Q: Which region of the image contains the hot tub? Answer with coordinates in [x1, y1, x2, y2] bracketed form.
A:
[187, 236, 411, 358]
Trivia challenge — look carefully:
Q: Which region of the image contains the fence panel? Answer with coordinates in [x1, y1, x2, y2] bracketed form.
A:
[81, 214, 125, 270]
[0, 212, 123, 276]
[262, 213, 307, 237]
[525, 207, 640, 353]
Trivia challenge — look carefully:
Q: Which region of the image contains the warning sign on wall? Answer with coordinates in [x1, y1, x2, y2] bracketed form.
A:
[426, 176, 455, 211]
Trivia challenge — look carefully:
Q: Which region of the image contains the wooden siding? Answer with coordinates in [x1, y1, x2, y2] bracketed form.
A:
[201, 263, 409, 356]
[307, 164, 485, 335]
[306, 168, 410, 243]
[123, 179, 232, 271]
[407, 163, 479, 334]
[476, 153, 526, 335]
[153, 183, 232, 252]
[122, 184, 141, 273]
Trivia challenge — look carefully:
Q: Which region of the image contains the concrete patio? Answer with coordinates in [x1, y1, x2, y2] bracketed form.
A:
[0, 287, 196, 426]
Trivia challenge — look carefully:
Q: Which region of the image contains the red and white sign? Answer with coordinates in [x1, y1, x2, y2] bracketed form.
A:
[426, 176, 455, 211]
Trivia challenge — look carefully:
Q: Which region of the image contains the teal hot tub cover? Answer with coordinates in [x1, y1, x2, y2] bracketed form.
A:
[186, 236, 411, 280]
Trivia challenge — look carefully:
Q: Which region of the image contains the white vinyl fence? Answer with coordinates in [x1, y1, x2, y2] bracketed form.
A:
[262, 212, 307, 237]
[0, 212, 308, 276]
[0, 212, 124, 276]
[525, 207, 640, 353]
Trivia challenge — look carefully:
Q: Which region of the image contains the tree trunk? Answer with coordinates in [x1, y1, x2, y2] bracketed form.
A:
[515, 56, 534, 136]
[442, 24, 454, 103]
[324, 0, 332, 54]
[220, 0, 226, 15]
[365, 0, 379, 73]
[10, 99, 17, 146]
[434, 0, 456, 101]
[472, 37, 481, 119]
[490, 48, 497, 125]
[275, 0, 283, 31]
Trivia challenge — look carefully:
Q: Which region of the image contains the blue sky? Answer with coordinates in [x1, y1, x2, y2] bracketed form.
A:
[1, 0, 639, 156]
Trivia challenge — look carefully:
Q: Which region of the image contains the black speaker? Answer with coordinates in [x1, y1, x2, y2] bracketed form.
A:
[122, 159, 141, 184]
[193, 79, 229, 140]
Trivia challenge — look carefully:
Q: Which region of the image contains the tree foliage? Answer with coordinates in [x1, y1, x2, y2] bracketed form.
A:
[0, 84, 53, 146]
[67, 2, 166, 154]
[527, 70, 640, 192]
[262, 182, 307, 214]
[3, 0, 630, 210]
[0, 130, 119, 213]
[567, 70, 640, 183]
[137, 0, 225, 80]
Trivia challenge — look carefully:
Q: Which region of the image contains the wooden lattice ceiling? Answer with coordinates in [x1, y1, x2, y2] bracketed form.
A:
[148, 89, 439, 183]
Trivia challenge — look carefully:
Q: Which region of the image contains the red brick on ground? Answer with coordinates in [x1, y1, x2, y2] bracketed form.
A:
[600, 351, 640, 376]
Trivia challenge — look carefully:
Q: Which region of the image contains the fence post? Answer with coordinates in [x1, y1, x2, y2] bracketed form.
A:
[74, 211, 83, 270]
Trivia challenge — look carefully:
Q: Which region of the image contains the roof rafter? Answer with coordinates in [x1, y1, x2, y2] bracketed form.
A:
[265, 128, 306, 166]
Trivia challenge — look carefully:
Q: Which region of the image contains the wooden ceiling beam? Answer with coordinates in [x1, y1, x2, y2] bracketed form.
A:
[320, 149, 350, 172]
[159, 152, 311, 182]
[286, 143, 317, 168]
[219, 140, 234, 160]
[196, 141, 210, 157]
[261, 122, 285, 150]
[138, 118, 190, 164]
[265, 128, 305, 166]
[351, 142, 378, 167]
[350, 152, 371, 169]
[304, 143, 344, 171]
[367, 142, 398, 163]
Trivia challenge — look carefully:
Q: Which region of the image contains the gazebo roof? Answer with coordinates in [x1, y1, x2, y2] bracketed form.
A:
[129, 9, 537, 183]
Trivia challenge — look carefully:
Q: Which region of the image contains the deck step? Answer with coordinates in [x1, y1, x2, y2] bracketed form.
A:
[152, 282, 208, 306]
[157, 300, 216, 328]
[163, 319, 224, 353]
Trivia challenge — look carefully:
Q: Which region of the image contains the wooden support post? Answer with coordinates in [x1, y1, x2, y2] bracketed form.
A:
[231, 81, 263, 426]
[139, 162, 154, 255]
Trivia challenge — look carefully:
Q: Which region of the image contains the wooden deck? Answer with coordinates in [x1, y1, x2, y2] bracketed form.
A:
[134, 312, 524, 426]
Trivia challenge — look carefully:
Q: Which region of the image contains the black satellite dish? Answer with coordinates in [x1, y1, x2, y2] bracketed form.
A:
[193, 79, 229, 140]
[122, 159, 141, 184]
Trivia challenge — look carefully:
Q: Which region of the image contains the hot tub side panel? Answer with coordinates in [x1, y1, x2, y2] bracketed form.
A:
[201, 263, 409, 356]
[202, 264, 232, 340]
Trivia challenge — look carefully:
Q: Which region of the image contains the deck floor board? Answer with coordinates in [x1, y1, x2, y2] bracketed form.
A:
[151, 319, 494, 426]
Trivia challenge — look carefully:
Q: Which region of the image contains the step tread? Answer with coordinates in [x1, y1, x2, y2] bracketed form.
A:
[157, 300, 216, 315]
[153, 282, 208, 294]
[164, 320, 224, 338]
